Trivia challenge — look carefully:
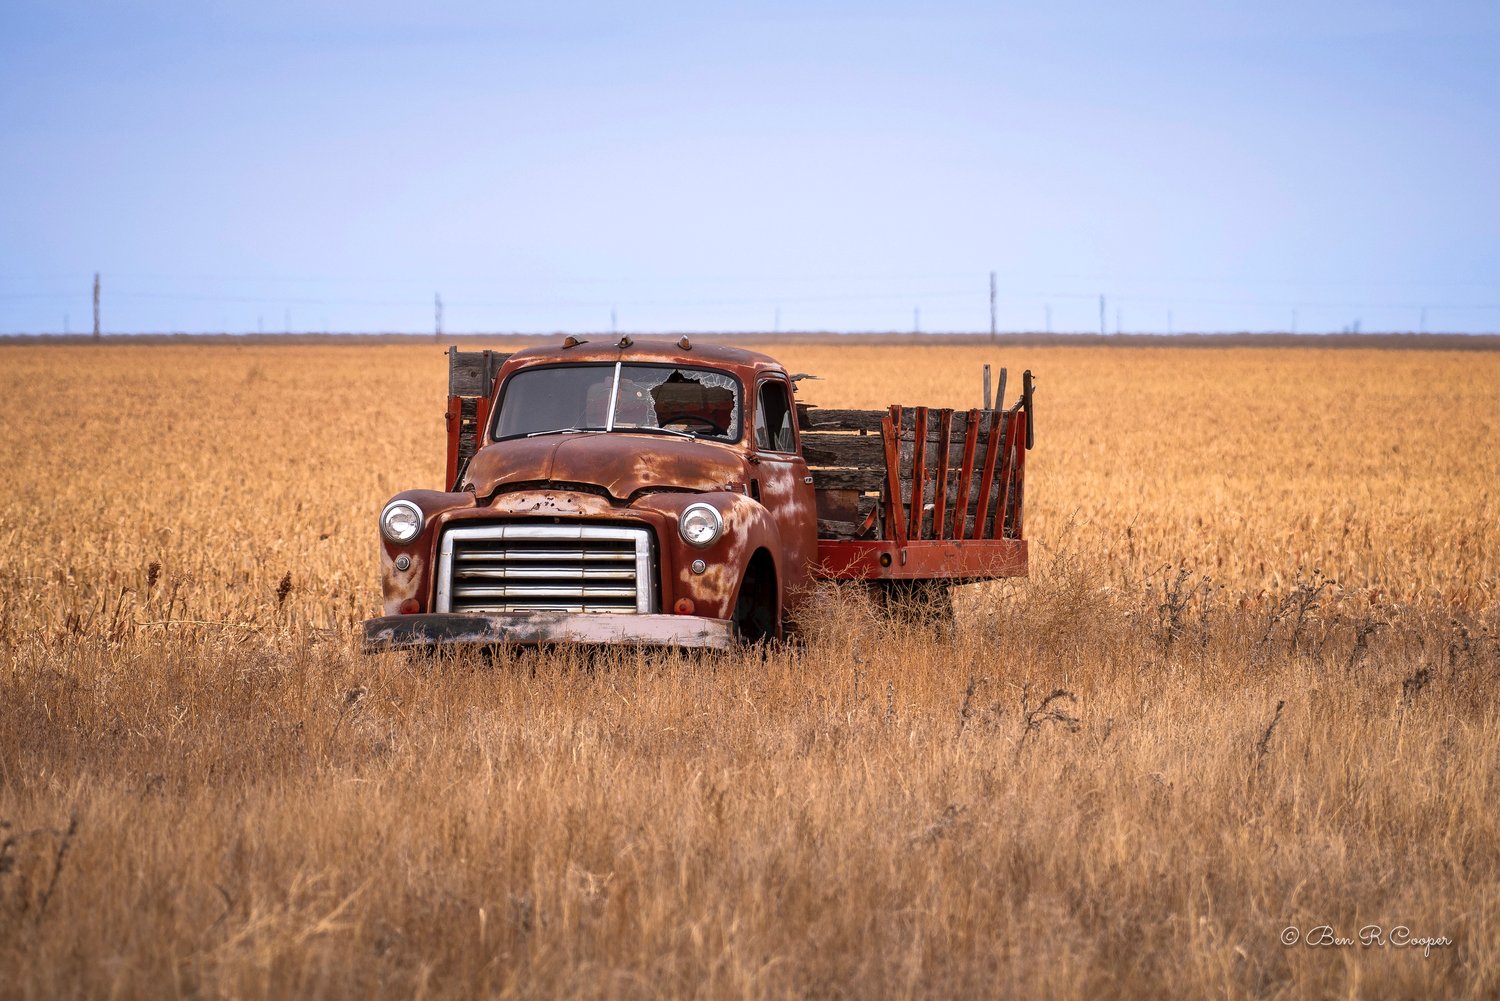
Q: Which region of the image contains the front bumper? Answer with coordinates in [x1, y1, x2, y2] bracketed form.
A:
[362, 611, 734, 652]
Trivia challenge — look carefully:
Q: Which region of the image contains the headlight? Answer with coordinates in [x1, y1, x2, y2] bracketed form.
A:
[678, 502, 723, 548]
[380, 500, 424, 544]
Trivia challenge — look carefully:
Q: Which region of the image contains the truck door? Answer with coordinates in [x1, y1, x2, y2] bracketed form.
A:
[752, 376, 818, 604]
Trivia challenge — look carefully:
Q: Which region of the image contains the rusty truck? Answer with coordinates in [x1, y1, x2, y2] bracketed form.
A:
[363, 336, 1034, 651]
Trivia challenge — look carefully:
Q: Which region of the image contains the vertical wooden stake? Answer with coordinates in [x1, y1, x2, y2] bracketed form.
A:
[908, 408, 928, 540]
[932, 409, 953, 539]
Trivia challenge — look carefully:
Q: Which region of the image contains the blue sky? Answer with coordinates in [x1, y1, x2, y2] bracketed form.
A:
[2, 1, 1497, 334]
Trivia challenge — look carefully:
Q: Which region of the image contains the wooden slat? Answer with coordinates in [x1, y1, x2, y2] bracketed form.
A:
[447, 347, 511, 397]
[997, 433, 1017, 540]
[796, 407, 886, 431]
[807, 467, 886, 492]
[932, 409, 953, 539]
[882, 406, 907, 548]
[896, 410, 993, 438]
[974, 409, 1004, 539]
[952, 408, 980, 540]
[907, 408, 927, 540]
[1011, 411, 1027, 537]
[802, 404, 1002, 437]
[799, 433, 886, 467]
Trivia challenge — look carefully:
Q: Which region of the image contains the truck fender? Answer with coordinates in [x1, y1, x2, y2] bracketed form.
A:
[633, 490, 784, 622]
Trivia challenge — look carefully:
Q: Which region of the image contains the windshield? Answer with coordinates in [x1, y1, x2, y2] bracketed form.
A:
[493, 363, 742, 442]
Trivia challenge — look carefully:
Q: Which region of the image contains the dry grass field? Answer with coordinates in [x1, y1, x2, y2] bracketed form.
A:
[0, 339, 1496, 999]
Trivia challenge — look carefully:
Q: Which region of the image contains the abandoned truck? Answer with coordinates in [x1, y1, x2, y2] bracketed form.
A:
[362, 337, 1034, 651]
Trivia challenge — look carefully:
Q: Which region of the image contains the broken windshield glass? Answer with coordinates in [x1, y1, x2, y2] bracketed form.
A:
[493, 364, 742, 442]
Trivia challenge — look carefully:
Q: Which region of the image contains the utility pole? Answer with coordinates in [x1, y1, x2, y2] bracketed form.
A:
[434, 293, 443, 341]
[92, 272, 100, 339]
[1420, 306, 1427, 334]
[774, 307, 781, 334]
[1045, 304, 1052, 334]
[1098, 295, 1106, 337]
[913, 307, 920, 335]
[1115, 308, 1122, 335]
[989, 271, 997, 341]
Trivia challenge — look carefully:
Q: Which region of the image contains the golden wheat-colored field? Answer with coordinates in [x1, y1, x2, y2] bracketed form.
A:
[1, 340, 1496, 1000]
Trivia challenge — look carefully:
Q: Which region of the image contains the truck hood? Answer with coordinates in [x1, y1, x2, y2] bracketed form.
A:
[466, 433, 748, 501]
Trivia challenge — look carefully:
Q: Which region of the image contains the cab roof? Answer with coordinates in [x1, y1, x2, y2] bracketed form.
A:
[503, 336, 785, 376]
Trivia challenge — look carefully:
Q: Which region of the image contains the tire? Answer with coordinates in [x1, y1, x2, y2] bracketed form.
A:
[732, 552, 779, 644]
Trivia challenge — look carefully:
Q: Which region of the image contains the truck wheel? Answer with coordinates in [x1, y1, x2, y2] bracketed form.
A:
[732, 551, 779, 644]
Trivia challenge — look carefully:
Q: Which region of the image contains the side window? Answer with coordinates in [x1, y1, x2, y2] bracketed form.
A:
[755, 380, 796, 453]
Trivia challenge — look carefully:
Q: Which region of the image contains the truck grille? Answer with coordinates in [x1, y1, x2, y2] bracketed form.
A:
[435, 524, 655, 614]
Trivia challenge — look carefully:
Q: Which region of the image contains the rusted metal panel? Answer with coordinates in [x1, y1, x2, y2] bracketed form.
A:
[814, 487, 862, 524]
[815, 538, 1027, 580]
[444, 394, 465, 492]
[466, 433, 749, 503]
[363, 611, 734, 652]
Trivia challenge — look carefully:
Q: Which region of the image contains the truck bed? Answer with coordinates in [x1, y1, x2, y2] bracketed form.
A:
[800, 386, 1032, 581]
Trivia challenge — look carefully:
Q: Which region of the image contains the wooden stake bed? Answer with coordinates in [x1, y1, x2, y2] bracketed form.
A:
[800, 397, 1031, 581]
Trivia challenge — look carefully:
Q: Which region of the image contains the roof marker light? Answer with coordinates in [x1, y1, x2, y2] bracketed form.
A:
[677, 336, 692, 350]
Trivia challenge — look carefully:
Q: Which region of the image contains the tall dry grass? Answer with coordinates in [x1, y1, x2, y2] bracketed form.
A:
[0, 341, 1496, 999]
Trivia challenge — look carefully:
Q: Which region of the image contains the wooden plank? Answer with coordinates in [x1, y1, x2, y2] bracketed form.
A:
[952, 408, 980, 540]
[817, 518, 864, 539]
[805, 407, 998, 438]
[796, 407, 886, 431]
[1011, 411, 1027, 537]
[1022, 369, 1035, 449]
[882, 407, 906, 548]
[997, 433, 1017, 540]
[932, 409, 953, 539]
[807, 467, 886, 492]
[447, 347, 511, 397]
[799, 433, 886, 467]
[974, 408, 1004, 539]
[908, 408, 927, 540]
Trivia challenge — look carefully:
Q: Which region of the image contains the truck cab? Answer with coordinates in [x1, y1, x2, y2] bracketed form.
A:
[364, 336, 1033, 651]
